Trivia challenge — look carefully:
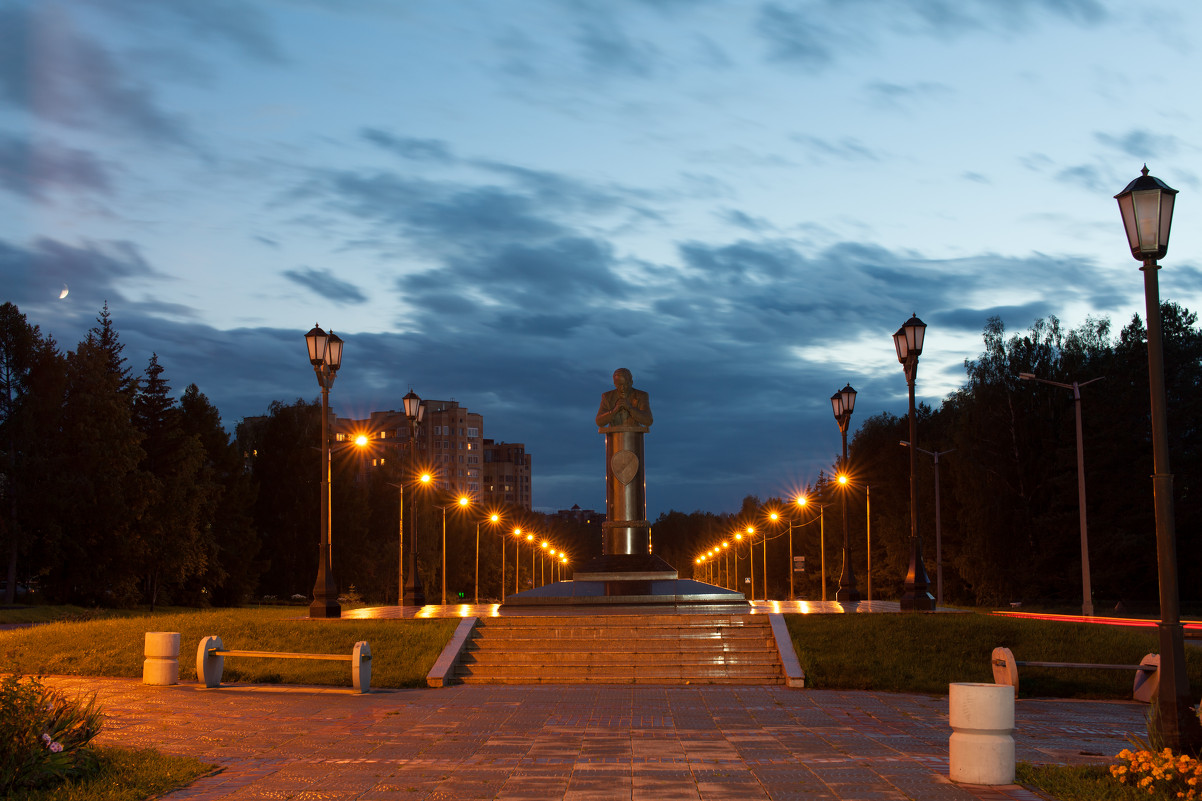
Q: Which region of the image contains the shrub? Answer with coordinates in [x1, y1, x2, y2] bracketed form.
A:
[0, 675, 104, 793]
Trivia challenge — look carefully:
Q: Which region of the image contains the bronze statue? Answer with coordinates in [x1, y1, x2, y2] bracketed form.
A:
[597, 368, 652, 556]
[595, 368, 653, 430]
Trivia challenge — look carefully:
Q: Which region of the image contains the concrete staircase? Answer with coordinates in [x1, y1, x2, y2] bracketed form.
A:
[452, 614, 786, 685]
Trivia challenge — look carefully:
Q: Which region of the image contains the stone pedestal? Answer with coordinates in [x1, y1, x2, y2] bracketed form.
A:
[602, 424, 650, 556]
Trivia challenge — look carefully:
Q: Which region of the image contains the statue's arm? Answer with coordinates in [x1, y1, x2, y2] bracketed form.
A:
[629, 391, 653, 426]
[596, 393, 617, 427]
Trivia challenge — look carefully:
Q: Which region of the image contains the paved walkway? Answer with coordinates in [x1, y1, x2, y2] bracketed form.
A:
[45, 676, 1143, 801]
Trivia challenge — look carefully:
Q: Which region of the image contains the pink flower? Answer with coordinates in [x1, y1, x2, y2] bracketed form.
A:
[49, 742, 63, 753]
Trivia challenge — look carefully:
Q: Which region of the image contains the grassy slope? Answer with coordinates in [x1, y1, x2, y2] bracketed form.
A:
[785, 612, 1202, 698]
[0, 607, 458, 688]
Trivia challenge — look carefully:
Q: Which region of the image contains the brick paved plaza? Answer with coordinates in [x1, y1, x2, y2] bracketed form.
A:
[45, 675, 1145, 801]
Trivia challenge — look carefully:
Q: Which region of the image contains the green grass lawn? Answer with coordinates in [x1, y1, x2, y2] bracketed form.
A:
[784, 612, 1202, 698]
[10, 747, 214, 801]
[0, 606, 458, 688]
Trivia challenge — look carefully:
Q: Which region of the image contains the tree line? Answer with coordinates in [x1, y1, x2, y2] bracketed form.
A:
[0, 301, 597, 607]
[654, 303, 1202, 609]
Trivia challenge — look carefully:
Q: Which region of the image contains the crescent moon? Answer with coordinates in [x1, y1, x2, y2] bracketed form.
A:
[58, 284, 69, 299]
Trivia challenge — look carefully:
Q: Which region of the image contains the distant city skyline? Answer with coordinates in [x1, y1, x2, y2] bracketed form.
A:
[4, 0, 1202, 517]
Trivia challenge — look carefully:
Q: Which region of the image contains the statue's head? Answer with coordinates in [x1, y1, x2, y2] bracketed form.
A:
[613, 368, 632, 389]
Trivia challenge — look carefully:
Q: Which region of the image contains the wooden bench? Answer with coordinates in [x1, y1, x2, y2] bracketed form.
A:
[197, 635, 371, 693]
[990, 646, 1157, 702]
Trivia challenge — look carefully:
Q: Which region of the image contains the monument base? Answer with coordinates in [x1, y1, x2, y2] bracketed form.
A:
[501, 577, 748, 607]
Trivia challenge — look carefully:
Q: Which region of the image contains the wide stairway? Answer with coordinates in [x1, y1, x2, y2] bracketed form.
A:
[453, 614, 785, 685]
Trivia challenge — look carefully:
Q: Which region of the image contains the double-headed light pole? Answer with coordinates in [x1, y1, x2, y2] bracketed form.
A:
[1114, 165, 1202, 752]
[305, 324, 344, 619]
[1018, 373, 1100, 617]
[831, 384, 861, 603]
[893, 315, 936, 610]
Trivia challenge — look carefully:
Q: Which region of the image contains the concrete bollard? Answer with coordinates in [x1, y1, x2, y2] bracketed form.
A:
[143, 632, 180, 685]
[949, 682, 1015, 785]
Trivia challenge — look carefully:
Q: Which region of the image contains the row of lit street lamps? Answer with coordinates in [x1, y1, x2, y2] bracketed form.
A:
[296, 352, 573, 615]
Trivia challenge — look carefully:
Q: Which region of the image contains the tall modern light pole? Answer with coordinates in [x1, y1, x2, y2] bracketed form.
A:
[304, 325, 344, 619]
[1115, 165, 1202, 752]
[401, 390, 426, 607]
[894, 314, 936, 610]
[436, 496, 469, 605]
[831, 384, 861, 602]
[901, 442, 952, 608]
[1018, 373, 1102, 616]
[477, 513, 499, 604]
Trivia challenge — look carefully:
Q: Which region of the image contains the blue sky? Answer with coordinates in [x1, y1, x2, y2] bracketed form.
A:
[4, 0, 1202, 517]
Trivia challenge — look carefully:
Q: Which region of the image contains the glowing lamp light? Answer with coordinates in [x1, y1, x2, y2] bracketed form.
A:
[1115, 165, 1177, 261]
[893, 314, 927, 363]
[354, 434, 368, 447]
[459, 496, 470, 507]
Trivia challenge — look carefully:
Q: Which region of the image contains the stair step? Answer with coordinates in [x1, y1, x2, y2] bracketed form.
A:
[445, 614, 785, 686]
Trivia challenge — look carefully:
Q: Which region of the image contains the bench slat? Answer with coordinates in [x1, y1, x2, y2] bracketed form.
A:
[210, 649, 353, 661]
[995, 659, 1153, 671]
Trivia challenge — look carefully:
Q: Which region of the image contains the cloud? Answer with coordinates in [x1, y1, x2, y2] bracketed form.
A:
[0, 236, 160, 307]
[790, 135, 880, 163]
[361, 129, 454, 163]
[0, 5, 192, 146]
[1055, 164, 1106, 192]
[283, 267, 369, 304]
[755, 4, 837, 70]
[754, 0, 1105, 72]
[575, 20, 660, 78]
[0, 132, 112, 200]
[1094, 129, 1182, 160]
[864, 80, 951, 109]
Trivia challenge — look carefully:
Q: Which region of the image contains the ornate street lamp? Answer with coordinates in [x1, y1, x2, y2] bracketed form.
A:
[304, 324, 343, 619]
[1115, 165, 1202, 752]
[894, 314, 935, 610]
[831, 384, 861, 603]
[400, 390, 426, 607]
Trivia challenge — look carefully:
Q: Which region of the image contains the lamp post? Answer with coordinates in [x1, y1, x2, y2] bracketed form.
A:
[721, 541, 731, 590]
[476, 513, 500, 605]
[531, 529, 540, 586]
[401, 390, 426, 607]
[901, 442, 952, 608]
[798, 495, 827, 602]
[1114, 165, 1202, 752]
[785, 496, 807, 601]
[436, 496, 470, 606]
[831, 384, 862, 603]
[894, 314, 936, 610]
[732, 531, 743, 594]
[1020, 370, 1102, 617]
[510, 528, 523, 596]
[540, 541, 549, 586]
[745, 526, 756, 601]
[304, 325, 344, 619]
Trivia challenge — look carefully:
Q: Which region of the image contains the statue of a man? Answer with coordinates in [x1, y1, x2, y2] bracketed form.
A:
[596, 367, 653, 430]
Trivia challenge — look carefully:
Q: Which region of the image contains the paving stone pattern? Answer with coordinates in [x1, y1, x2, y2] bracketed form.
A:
[44, 677, 1143, 800]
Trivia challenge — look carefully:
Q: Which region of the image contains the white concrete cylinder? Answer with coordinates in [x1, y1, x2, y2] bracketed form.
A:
[143, 632, 180, 686]
[949, 682, 1015, 785]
